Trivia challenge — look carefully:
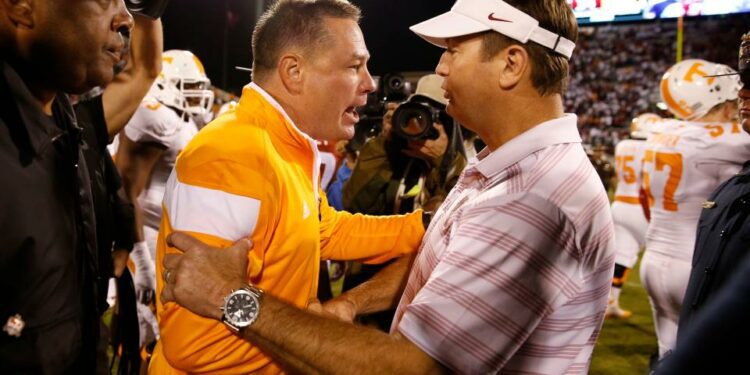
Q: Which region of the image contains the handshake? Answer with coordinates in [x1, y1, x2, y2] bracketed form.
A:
[124, 0, 170, 19]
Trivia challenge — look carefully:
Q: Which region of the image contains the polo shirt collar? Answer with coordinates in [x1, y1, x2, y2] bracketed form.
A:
[474, 114, 581, 179]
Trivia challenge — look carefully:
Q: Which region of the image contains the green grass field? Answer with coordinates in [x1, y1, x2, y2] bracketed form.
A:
[590, 259, 658, 375]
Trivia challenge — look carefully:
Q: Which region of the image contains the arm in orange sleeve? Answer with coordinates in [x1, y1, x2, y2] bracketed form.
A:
[156, 231, 276, 374]
[318, 191, 425, 264]
[155, 147, 277, 374]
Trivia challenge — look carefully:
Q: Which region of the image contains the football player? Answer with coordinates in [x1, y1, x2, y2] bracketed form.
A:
[115, 49, 213, 346]
[607, 113, 660, 319]
[640, 59, 750, 357]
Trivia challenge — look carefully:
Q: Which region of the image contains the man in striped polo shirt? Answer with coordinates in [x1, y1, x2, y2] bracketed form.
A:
[160, 0, 615, 373]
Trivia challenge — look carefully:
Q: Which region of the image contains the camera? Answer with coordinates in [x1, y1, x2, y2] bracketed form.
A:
[391, 97, 451, 141]
[740, 32, 750, 86]
[382, 73, 411, 102]
[354, 83, 385, 143]
[124, 0, 170, 19]
[353, 73, 413, 144]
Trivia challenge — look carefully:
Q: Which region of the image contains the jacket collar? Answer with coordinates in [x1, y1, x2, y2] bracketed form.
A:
[1, 60, 78, 158]
[240, 82, 318, 148]
[238, 82, 321, 199]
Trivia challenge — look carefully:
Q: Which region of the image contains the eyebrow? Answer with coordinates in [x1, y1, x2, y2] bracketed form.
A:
[350, 51, 370, 61]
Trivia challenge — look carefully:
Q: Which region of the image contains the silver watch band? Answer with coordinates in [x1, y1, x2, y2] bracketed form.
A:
[221, 284, 264, 332]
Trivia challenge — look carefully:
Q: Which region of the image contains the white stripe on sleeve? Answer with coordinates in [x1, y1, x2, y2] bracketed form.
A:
[164, 170, 260, 240]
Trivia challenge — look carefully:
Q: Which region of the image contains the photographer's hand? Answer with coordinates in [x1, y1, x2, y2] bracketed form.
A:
[403, 122, 448, 166]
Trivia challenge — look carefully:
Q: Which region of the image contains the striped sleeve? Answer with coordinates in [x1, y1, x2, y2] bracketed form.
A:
[397, 193, 582, 374]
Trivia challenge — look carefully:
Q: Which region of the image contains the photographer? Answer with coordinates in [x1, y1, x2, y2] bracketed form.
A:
[343, 74, 468, 216]
[341, 74, 468, 330]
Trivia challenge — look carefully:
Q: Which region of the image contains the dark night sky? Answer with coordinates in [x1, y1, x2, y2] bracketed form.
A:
[161, 0, 454, 94]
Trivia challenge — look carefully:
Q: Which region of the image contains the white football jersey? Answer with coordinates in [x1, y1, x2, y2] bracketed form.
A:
[643, 120, 750, 260]
[613, 139, 649, 203]
[611, 138, 650, 268]
[124, 97, 198, 230]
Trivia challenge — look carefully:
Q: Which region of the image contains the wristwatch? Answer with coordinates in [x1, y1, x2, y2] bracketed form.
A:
[220, 285, 264, 332]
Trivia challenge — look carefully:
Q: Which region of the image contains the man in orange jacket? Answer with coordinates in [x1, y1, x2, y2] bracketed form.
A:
[150, 0, 426, 373]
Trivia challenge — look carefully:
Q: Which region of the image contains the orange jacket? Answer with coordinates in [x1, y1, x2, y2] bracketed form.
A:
[150, 83, 424, 374]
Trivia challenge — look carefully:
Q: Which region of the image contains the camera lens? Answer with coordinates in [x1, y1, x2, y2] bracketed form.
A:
[401, 111, 428, 137]
[392, 102, 436, 140]
[388, 76, 403, 90]
[126, 0, 146, 12]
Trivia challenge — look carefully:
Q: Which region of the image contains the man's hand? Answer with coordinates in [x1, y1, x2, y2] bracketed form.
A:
[161, 232, 252, 320]
[403, 123, 448, 166]
[321, 297, 358, 322]
[307, 297, 358, 323]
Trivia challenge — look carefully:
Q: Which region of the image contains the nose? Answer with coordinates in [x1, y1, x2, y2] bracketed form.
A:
[361, 65, 376, 94]
[435, 51, 450, 77]
[113, 0, 135, 36]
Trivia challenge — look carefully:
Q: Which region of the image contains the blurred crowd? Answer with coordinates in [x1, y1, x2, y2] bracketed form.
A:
[566, 15, 750, 149]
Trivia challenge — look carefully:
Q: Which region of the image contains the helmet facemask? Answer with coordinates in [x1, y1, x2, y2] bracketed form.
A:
[151, 50, 214, 120]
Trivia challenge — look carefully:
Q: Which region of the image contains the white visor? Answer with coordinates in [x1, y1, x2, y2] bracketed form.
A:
[410, 0, 576, 59]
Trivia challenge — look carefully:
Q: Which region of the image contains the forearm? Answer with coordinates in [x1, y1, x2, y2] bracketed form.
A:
[243, 329, 323, 374]
[130, 15, 163, 80]
[120, 170, 145, 241]
[242, 292, 445, 375]
[158, 232, 269, 373]
[335, 253, 415, 315]
[131, 198, 146, 241]
[320, 209, 424, 264]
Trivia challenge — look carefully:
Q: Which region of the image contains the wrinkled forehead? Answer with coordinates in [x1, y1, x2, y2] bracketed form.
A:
[305, 17, 368, 67]
[328, 18, 369, 57]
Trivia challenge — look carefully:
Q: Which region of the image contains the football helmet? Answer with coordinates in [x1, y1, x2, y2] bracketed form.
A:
[630, 113, 661, 139]
[660, 59, 741, 121]
[150, 50, 214, 118]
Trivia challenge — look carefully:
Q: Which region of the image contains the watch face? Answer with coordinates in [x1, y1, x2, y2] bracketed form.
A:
[224, 290, 259, 327]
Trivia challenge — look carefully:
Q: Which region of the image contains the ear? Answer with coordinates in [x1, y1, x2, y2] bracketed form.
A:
[3, 0, 35, 28]
[277, 53, 304, 95]
[497, 45, 529, 91]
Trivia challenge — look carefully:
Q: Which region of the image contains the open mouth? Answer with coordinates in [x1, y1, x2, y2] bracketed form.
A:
[344, 106, 360, 123]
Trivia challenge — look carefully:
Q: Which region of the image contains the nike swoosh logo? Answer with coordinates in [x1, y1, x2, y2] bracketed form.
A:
[303, 202, 311, 220]
[488, 13, 512, 22]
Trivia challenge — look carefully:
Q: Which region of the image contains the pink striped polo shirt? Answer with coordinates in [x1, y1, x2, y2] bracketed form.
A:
[392, 114, 615, 374]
